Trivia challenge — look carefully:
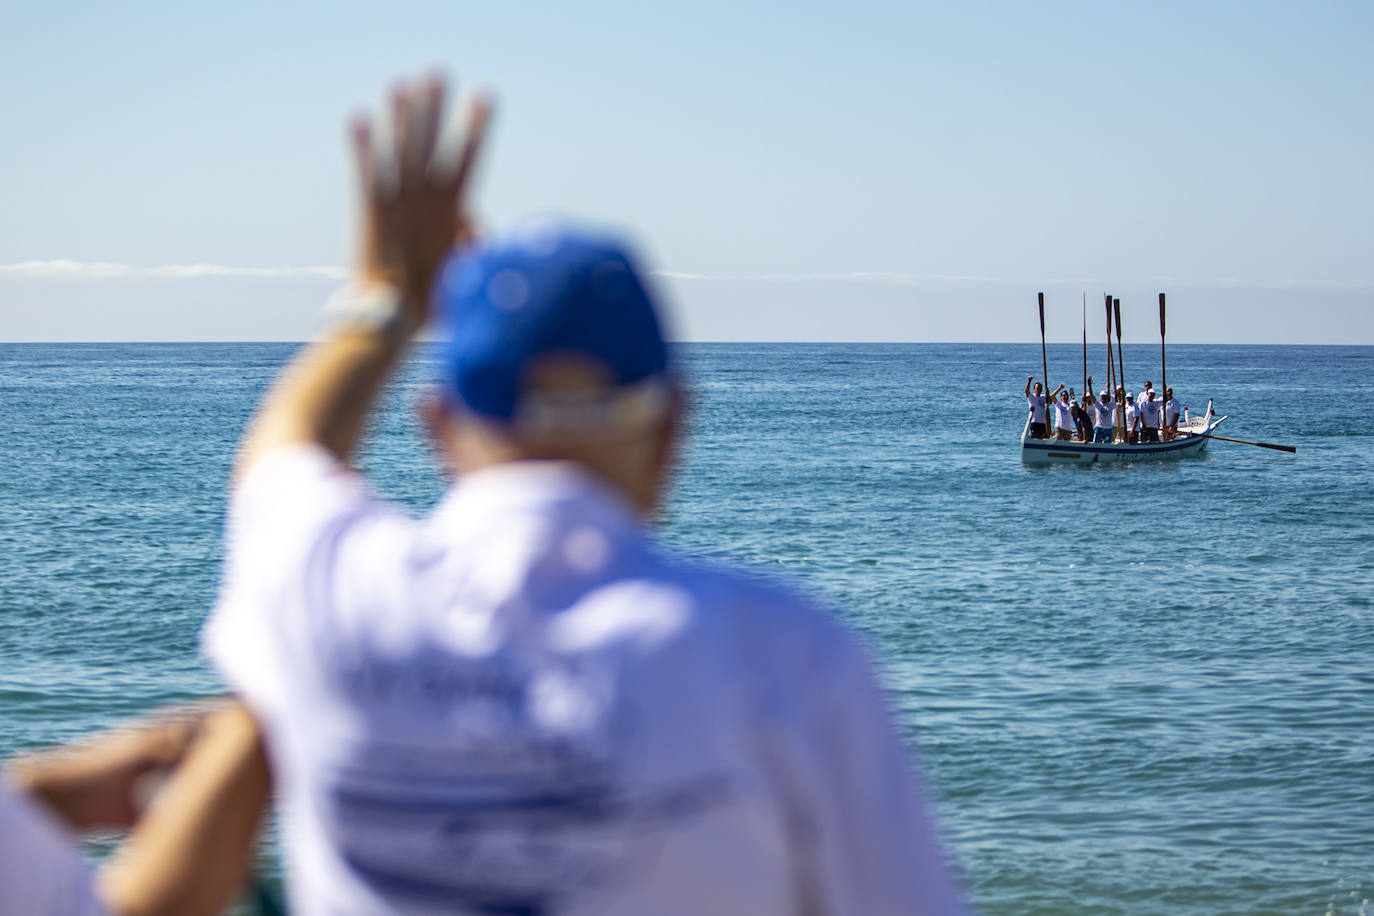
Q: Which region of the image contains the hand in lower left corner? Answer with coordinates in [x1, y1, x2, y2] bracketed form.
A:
[5, 704, 215, 830]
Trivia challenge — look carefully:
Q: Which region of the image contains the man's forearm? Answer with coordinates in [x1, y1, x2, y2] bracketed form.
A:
[235, 327, 410, 481]
[97, 705, 270, 916]
[234, 79, 488, 483]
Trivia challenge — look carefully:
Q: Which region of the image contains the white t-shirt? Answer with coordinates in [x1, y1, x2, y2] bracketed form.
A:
[1026, 393, 1047, 423]
[1137, 388, 1153, 406]
[1125, 403, 1140, 431]
[0, 782, 106, 915]
[1139, 398, 1162, 427]
[1163, 398, 1180, 424]
[1052, 399, 1074, 430]
[204, 449, 964, 916]
[1093, 399, 1116, 430]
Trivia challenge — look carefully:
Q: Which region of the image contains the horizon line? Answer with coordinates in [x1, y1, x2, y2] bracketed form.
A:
[3, 338, 1371, 348]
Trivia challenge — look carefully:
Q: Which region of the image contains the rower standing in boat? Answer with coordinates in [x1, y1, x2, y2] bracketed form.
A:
[1138, 379, 1155, 406]
[1138, 388, 1162, 442]
[1124, 394, 1140, 443]
[1094, 390, 1117, 443]
[1052, 388, 1075, 441]
[1087, 376, 1115, 443]
[1115, 386, 1128, 441]
[1162, 387, 1181, 440]
[1072, 392, 1094, 443]
[1026, 376, 1049, 439]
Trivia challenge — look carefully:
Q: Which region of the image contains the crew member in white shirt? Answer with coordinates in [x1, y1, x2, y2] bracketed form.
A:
[1051, 388, 1075, 440]
[1124, 395, 1140, 443]
[1162, 387, 1181, 439]
[203, 75, 965, 915]
[1103, 390, 1121, 443]
[1072, 392, 1094, 442]
[1087, 377, 1115, 443]
[1138, 379, 1154, 406]
[1138, 389, 1162, 442]
[2, 704, 268, 915]
[1025, 376, 1049, 439]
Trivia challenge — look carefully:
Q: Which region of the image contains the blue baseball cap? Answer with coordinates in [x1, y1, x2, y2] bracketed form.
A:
[435, 222, 671, 428]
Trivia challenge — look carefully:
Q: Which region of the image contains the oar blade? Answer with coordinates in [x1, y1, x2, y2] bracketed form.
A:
[1210, 434, 1297, 454]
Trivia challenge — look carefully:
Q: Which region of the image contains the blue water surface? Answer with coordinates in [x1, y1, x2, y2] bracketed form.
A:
[1, 341, 1371, 914]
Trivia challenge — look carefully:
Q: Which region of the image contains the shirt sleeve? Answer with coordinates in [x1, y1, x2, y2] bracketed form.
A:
[0, 783, 106, 915]
[201, 445, 409, 718]
[774, 626, 966, 915]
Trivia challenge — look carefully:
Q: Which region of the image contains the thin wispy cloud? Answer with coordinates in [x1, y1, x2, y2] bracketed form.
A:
[1138, 276, 1374, 292]
[651, 270, 1009, 284]
[926, 273, 1009, 284]
[0, 260, 347, 280]
[11, 262, 992, 285]
[9, 261, 1364, 292]
[648, 270, 710, 280]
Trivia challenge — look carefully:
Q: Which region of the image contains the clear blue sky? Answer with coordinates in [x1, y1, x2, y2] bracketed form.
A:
[2, 0, 1371, 342]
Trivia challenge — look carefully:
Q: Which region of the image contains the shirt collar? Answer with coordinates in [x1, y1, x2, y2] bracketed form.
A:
[431, 460, 642, 536]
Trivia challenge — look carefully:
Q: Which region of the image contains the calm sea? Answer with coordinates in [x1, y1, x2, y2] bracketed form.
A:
[2, 341, 1371, 914]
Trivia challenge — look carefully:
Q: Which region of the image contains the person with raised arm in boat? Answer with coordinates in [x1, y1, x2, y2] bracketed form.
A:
[1162, 387, 1182, 440]
[1052, 388, 1075, 441]
[1138, 388, 1162, 442]
[1072, 391, 1093, 443]
[1124, 394, 1140, 443]
[1025, 376, 1049, 439]
[1086, 376, 1114, 443]
[1094, 391, 1118, 443]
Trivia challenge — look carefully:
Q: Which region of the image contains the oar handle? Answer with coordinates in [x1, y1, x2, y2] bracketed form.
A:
[1158, 293, 1167, 424]
[1037, 293, 1049, 436]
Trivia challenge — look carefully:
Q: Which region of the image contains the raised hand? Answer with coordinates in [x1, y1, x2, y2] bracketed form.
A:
[350, 74, 492, 325]
[6, 705, 209, 829]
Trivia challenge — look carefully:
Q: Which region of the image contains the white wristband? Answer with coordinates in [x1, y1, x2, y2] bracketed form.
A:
[321, 283, 418, 341]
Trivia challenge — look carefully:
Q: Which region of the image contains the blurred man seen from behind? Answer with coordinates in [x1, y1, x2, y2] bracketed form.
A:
[203, 73, 965, 915]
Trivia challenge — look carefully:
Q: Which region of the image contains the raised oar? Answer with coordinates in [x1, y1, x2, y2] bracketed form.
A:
[1082, 293, 1088, 399]
[1039, 291, 1049, 437]
[1104, 293, 1114, 414]
[1208, 434, 1297, 453]
[1114, 297, 1125, 439]
[1159, 292, 1168, 437]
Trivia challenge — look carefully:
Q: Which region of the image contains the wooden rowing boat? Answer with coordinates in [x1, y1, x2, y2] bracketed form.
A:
[1020, 401, 1224, 465]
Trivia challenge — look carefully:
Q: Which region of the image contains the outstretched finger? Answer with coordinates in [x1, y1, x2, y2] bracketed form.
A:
[448, 95, 493, 199]
[349, 116, 376, 197]
[413, 75, 445, 180]
[395, 78, 443, 191]
[390, 84, 411, 191]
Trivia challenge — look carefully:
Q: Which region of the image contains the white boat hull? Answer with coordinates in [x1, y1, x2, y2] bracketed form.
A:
[1020, 402, 1220, 465]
